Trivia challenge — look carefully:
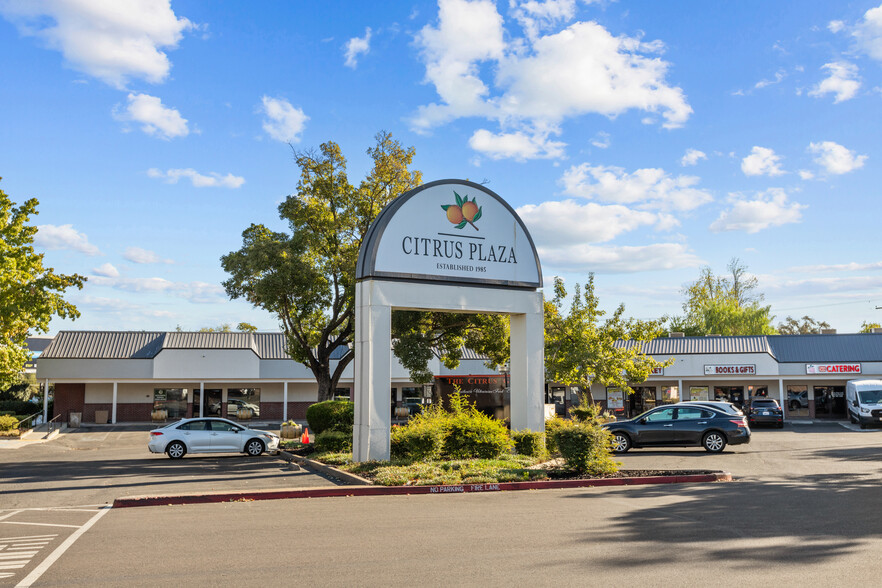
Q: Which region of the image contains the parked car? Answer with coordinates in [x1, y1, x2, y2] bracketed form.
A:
[846, 379, 882, 429]
[747, 398, 784, 428]
[601, 404, 751, 454]
[788, 390, 809, 411]
[148, 417, 279, 459]
[679, 400, 743, 415]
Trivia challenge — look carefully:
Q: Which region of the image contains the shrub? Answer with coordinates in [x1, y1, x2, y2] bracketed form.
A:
[511, 429, 546, 458]
[569, 395, 617, 425]
[314, 430, 352, 453]
[544, 416, 570, 455]
[0, 415, 19, 432]
[0, 400, 37, 416]
[391, 424, 445, 461]
[550, 420, 618, 475]
[443, 411, 513, 459]
[306, 400, 354, 435]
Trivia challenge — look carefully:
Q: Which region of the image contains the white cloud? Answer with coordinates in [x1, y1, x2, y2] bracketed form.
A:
[680, 148, 706, 166]
[808, 141, 868, 174]
[259, 96, 308, 143]
[147, 167, 245, 188]
[590, 131, 610, 149]
[92, 263, 120, 278]
[709, 188, 805, 234]
[798, 169, 815, 180]
[854, 5, 882, 61]
[344, 27, 371, 68]
[410, 0, 691, 157]
[123, 247, 173, 264]
[741, 146, 785, 177]
[517, 199, 661, 246]
[34, 224, 101, 255]
[809, 61, 861, 103]
[468, 127, 565, 160]
[561, 163, 713, 212]
[536, 242, 702, 273]
[0, 0, 194, 89]
[828, 20, 846, 34]
[754, 70, 785, 89]
[89, 276, 224, 304]
[788, 261, 882, 273]
[114, 92, 189, 139]
[75, 295, 176, 319]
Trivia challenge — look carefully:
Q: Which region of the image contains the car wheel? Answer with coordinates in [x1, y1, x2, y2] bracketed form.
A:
[789, 401, 799, 411]
[245, 438, 265, 457]
[610, 432, 631, 454]
[166, 441, 186, 459]
[702, 431, 727, 453]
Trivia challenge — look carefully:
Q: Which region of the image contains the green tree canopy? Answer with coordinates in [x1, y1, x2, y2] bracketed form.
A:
[544, 274, 671, 404]
[777, 315, 831, 335]
[1, 181, 85, 387]
[222, 133, 505, 400]
[670, 258, 775, 336]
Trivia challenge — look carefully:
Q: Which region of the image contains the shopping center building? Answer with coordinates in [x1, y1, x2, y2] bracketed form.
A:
[36, 330, 882, 424]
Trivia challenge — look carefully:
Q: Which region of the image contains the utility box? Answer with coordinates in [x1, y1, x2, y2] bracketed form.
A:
[94, 410, 109, 424]
[69, 412, 82, 428]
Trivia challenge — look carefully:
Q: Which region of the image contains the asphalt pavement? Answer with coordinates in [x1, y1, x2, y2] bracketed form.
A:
[2, 422, 882, 586]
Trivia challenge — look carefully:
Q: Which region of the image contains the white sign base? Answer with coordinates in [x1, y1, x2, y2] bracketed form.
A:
[353, 279, 544, 462]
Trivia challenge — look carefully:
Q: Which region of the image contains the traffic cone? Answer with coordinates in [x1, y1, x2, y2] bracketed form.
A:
[301, 427, 310, 444]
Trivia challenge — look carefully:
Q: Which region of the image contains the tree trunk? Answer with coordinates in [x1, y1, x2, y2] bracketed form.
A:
[579, 385, 596, 406]
[315, 370, 334, 403]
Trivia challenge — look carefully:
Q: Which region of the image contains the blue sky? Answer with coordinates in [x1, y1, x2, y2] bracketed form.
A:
[2, 0, 882, 334]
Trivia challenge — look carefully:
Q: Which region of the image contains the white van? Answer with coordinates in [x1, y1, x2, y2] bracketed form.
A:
[845, 380, 882, 428]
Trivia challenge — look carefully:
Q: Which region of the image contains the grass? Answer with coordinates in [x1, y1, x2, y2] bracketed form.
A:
[311, 451, 549, 486]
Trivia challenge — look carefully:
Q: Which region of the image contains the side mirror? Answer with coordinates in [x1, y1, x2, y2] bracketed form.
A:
[853, 400, 859, 407]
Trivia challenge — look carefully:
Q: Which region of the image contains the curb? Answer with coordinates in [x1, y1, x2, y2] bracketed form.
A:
[277, 450, 371, 486]
[113, 471, 732, 508]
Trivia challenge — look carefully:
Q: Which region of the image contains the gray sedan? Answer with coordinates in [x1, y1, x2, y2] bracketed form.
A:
[148, 417, 280, 459]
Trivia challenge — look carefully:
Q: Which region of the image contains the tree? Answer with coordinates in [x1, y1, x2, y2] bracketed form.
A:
[544, 274, 671, 405]
[670, 258, 775, 336]
[860, 321, 881, 333]
[0, 372, 40, 401]
[777, 315, 831, 335]
[222, 133, 424, 402]
[1, 180, 85, 387]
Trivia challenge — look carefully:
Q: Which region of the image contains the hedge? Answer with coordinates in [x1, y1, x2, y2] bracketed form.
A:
[306, 400, 354, 435]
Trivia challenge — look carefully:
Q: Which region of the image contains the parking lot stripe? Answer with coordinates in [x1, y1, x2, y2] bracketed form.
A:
[15, 506, 111, 588]
[0, 522, 82, 528]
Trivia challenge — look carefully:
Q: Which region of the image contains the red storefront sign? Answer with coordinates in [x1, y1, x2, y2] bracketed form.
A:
[805, 363, 861, 374]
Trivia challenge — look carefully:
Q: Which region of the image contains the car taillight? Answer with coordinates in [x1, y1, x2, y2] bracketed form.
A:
[729, 419, 747, 428]
[150, 431, 163, 436]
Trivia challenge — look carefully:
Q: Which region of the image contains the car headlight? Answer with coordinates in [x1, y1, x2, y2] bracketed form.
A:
[861, 407, 871, 414]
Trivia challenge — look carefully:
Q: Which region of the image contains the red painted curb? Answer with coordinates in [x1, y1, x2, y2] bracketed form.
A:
[113, 472, 732, 508]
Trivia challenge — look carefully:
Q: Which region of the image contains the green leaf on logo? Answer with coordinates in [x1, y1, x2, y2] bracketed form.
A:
[441, 204, 451, 211]
[472, 206, 482, 222]
[455, 220, 467, 229]
[454, 191, 463, 207]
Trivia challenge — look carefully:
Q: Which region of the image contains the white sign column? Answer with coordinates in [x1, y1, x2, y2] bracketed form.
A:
[353, 280, 393, 462]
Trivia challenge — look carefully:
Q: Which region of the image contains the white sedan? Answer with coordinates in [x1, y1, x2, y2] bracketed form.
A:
[148, 417, 280, 459]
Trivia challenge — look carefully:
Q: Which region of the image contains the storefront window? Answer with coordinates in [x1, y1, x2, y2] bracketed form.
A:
[227, 388, 260, 418]
[786, 385, 809, 418]
[689, 386, 709, 401]
[334, 388, 351, 401]
[660, 386, 679, 405]
[630, 386, 656, 417]
[714, 386, 745, 410]
[154, 388, 188, 419]
[814, 386, 846, 419]
[402, 387, 423, 415]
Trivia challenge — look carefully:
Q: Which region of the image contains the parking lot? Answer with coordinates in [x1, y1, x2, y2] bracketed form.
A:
[2, 422, 882, 586]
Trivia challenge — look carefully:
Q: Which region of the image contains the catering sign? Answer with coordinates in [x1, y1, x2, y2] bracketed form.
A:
[704, 364, 756, 375]
[356, 180, 542, 289]
[806, 363, 861, 374]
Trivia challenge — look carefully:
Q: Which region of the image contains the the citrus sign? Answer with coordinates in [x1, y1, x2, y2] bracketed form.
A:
[357, 180, 542, 289]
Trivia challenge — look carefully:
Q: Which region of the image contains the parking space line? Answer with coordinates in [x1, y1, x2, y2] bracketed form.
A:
[0, 535, 57, 580]
[15, 506, 111, 588]
[0, 522, 82, 528]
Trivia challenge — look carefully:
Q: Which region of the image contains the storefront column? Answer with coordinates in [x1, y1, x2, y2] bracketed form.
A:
[111, 382, 118, 424]
[678, 379, 683, 403]
[283, 382, 288, 421]
[199, 382, 204, 417]
[778, 378, 785, 420]
[43, 379, 50, 423]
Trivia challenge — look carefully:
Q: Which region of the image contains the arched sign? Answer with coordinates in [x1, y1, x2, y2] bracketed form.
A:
[357, 180, 542, 289]
[353, 179, 545, 462]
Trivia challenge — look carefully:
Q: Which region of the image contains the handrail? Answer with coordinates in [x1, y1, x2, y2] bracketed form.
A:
[17, 411, 43, 431]
[47, 413, 62, 433]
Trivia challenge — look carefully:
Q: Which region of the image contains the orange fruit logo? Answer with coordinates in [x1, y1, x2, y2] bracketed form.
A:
[441, 191, 482, 231]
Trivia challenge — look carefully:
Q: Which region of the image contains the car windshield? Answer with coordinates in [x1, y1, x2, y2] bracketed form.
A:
[858, 389, 882, 404]
[753, 400, 778, 407]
